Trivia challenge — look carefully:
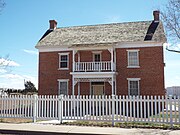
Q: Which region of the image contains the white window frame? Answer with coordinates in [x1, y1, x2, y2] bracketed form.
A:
[127, 78, 140, 96]
[58, 79, 69, 95]
[127, 49, 140, 68]
[58, 52, 69, 70]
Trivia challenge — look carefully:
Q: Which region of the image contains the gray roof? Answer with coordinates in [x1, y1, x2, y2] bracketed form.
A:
[36, 21, 166, 48]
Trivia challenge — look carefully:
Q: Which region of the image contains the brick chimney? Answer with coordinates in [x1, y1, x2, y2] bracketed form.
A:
[49, 20, 57, 30]
[153, 10, 160, 22]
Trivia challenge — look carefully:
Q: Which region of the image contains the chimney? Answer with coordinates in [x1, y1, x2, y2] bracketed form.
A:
[49, 20, 57, 30]
[153, 10, 160, 22]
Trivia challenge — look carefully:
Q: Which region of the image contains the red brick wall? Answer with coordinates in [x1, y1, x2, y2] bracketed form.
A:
[38, 51, 73, 95]
[116, 46, 165, 96]
[38, 47, 165, 96]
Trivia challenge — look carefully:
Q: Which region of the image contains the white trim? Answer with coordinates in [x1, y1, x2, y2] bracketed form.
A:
[127, 66, 140, 68]
[57, 79, 70, 81]
[92, 51, 102, 54]
[127, 50, 139, 68]
[58, 79, 69, 95]
[36, 42, 164, 52]
[127, 78, 141, 81]
[58, 52, 70, 55]
[116, 42, 163, 48]
[59, 53, 69, 70]
[126, 49, 140, 52]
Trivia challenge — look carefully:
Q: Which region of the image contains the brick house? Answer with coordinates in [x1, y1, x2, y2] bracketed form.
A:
[35, 11, 166, 96]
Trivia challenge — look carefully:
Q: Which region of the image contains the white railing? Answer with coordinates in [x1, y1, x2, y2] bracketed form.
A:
[0, 95, 180, 126]
[74, 61, 113, 72]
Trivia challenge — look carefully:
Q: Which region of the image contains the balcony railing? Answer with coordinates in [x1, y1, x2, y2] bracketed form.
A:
[74, 61, 114, 72]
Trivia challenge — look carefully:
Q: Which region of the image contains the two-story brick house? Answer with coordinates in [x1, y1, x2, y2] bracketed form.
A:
[36, 11, 166, 96]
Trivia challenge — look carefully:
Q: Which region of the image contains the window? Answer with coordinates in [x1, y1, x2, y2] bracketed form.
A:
[92, 51, 102, 62]
[127, 78, 140, 96]
[94, 54, 101, 62]
[58, 80, 68, 95]
[59, 53, 69, 69]
[127, 50, 139, 68]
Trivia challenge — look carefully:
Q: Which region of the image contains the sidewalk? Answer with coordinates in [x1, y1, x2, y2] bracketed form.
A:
[0, 122, 180, 135]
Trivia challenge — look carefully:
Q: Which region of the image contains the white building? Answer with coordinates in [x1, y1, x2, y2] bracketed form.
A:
[166, 86, 180, 97]
[0, 88, 8, 96]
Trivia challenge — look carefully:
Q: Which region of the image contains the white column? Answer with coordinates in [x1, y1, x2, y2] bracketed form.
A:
[72, 50, 75, 72]
[78, 82, 80, 96]
[114, 48, 116, 71]
[78, 52, 80, 62]
[111, 48, 114, 71]
[72, 76, 75, 95]
[112, 75, 114, 95]
[114, 75, 117, 95]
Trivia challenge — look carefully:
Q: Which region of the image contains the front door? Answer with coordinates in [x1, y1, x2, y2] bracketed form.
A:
[91, 82, 104, 95]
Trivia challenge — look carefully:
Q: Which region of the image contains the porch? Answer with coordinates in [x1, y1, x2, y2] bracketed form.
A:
[70, 72, 117, 95]
[72, 47, 116, 72]
[70, 45, 117, 96]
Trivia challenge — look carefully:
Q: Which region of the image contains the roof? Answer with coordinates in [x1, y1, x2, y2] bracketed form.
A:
[36, 20, 167, 48]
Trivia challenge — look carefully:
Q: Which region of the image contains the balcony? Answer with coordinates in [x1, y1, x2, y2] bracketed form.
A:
[74, 61, 115, 72]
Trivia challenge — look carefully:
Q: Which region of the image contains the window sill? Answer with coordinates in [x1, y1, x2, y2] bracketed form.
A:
[58, 68, 69, 70]
[127, 66, 140, 68]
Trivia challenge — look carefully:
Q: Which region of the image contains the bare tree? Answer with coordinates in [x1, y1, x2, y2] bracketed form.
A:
[0, 0, 5, 13]
[160, 0, 180, 53]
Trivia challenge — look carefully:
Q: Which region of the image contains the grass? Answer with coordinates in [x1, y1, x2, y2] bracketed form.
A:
[61, 121, 180, 130]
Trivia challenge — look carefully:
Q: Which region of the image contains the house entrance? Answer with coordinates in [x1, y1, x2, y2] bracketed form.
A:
[91, 82, 104, 95]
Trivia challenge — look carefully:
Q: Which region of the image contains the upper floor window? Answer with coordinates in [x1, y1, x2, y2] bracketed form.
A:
[127, 78, 140, 96]
[127, 50, 139, 68]
[59, 53, 69, 70]
[92, 51, 102, 62]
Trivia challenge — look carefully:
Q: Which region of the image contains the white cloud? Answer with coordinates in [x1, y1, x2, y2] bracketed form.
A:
[105, 15, 121, 23]
[0, 69, 7, 73]
[0, 73, 38, 89]
[0, 58, 20, 67]
[164, 43, 180, 51]
[23, 49, 38, 55]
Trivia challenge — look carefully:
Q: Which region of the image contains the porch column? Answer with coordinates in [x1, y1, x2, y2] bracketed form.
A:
[78, 52, 80, 62]
[72, 50, 77, 72]
[110, 48, 114, 71]
[112, 75, 114, 95]
[73, 50, 75, 72]
[114, 75, 117, 95]
[78, 82, 80, 96]
[72, 76, 75, 95]
[114, 48, 116, 71]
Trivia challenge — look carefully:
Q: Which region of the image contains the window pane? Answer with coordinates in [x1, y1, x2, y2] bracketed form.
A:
[129, 51, 138, 66]
[94, 54, 101, 62]
[61, 55, 67, 61]
[129, 81, 139, 96]
[60, 62, 67, 68]
[59, 54, 68, 68]
[59, 82, 68, 95]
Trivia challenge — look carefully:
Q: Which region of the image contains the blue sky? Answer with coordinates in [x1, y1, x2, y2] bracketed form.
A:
[0, 0, 180, 89]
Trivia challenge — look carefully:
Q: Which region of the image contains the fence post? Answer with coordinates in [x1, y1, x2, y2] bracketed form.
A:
[58, 94, 63, 124]
[169, 96, 173, 128]
[33, 95, 38, 123]
[112, 94, 115, 127]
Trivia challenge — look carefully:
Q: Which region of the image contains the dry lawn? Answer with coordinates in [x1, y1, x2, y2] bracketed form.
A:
[0, 118, 33, 123]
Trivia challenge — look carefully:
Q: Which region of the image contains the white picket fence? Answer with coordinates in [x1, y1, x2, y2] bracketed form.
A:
[0, 95, 180, 126]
